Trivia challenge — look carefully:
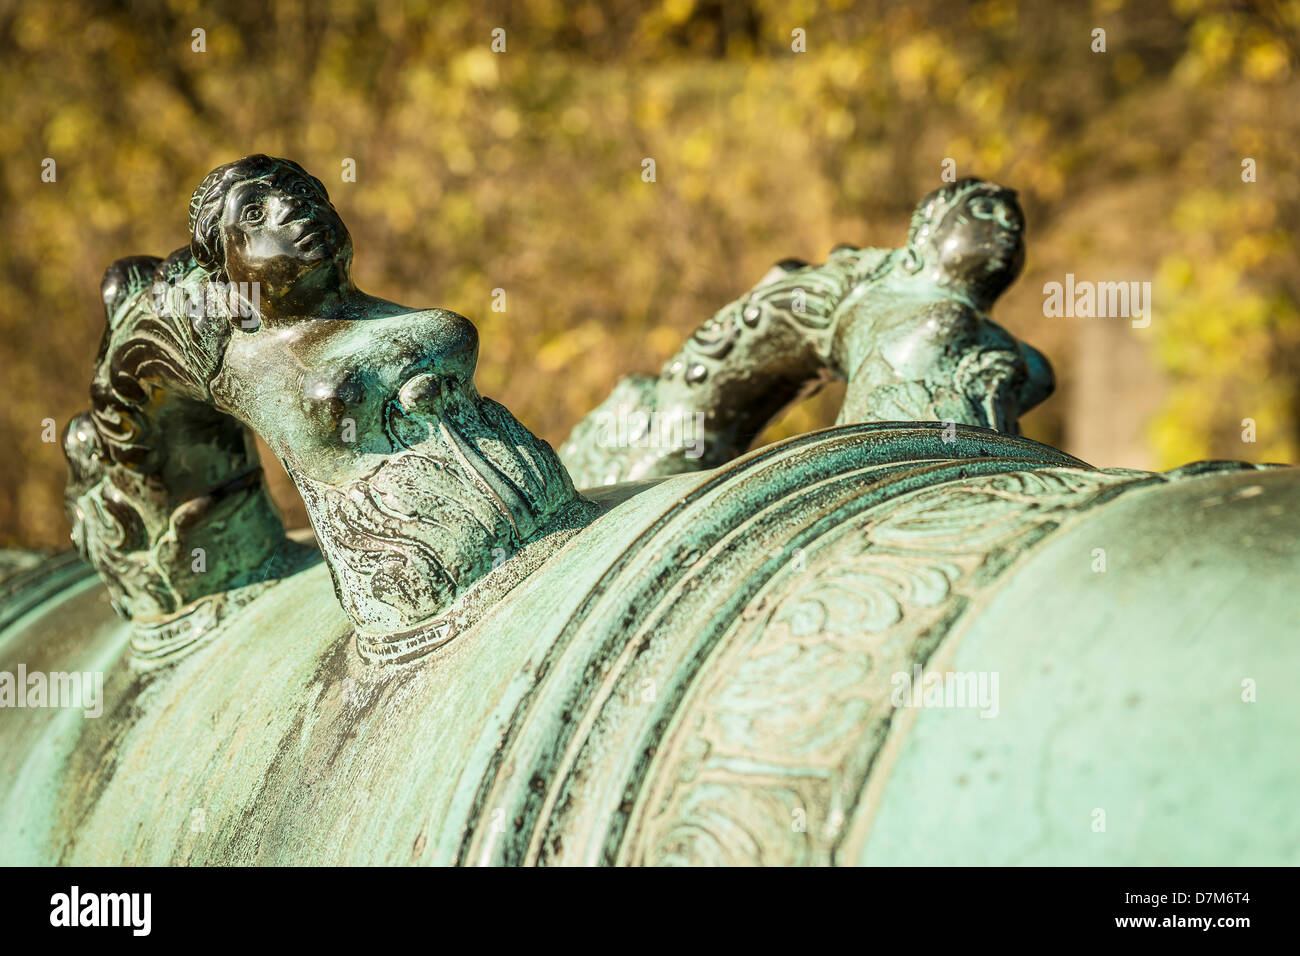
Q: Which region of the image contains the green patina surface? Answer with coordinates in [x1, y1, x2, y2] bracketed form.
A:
[1, 160, 1295, 865]
[3, 425, 1296, 865]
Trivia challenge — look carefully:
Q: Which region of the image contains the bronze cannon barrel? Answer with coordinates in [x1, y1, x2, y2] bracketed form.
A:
[1, 422, 1295, 865]
[2, 162, 1295, 867]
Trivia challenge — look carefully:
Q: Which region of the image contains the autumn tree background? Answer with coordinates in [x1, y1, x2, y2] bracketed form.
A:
[1, 0, 1297, 549]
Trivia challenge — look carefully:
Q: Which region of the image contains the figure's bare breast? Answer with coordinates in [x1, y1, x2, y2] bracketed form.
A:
[214, 306, 479, 476]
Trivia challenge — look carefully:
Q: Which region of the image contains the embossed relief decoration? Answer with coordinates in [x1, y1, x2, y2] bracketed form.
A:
[625, 467, 1154, 866]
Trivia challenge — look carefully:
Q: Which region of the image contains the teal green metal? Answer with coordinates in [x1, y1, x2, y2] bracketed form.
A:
[0, 159, 1296, 865]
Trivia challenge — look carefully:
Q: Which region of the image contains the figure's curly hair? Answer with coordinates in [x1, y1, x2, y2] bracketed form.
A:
[79, 155, 333, 478]
[188, 154, 327, 280]
[909, 178, 1017, 241]
[900, 177, 1022, 277]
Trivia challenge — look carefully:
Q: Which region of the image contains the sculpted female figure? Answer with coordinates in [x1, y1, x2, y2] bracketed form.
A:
[186, 156, 583, 634]
[830, 178, 1053, 431]
[560, 178, 1054, 487]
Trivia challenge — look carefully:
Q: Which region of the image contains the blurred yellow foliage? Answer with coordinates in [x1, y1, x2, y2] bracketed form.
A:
[0, 0, 1297, 548]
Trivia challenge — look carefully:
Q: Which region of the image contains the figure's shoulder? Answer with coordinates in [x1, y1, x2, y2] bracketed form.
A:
[918, 295, 978, 321]
[829, 243, 893, 276]
[873, 297, 983, 352]
[398, 305, 477, 332]
[378, 305, 481, 363]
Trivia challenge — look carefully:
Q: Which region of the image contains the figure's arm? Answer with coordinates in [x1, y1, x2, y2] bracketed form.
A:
[66, 252, 300, 630]
[559, 249, 882, 486]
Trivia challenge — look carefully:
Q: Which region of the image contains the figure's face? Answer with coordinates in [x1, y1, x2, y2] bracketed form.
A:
[926, 190, 1025, 303]
[218, 169, 350, 294]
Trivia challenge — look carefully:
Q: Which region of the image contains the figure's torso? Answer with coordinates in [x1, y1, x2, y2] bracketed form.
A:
[212, 306, 479, 482]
